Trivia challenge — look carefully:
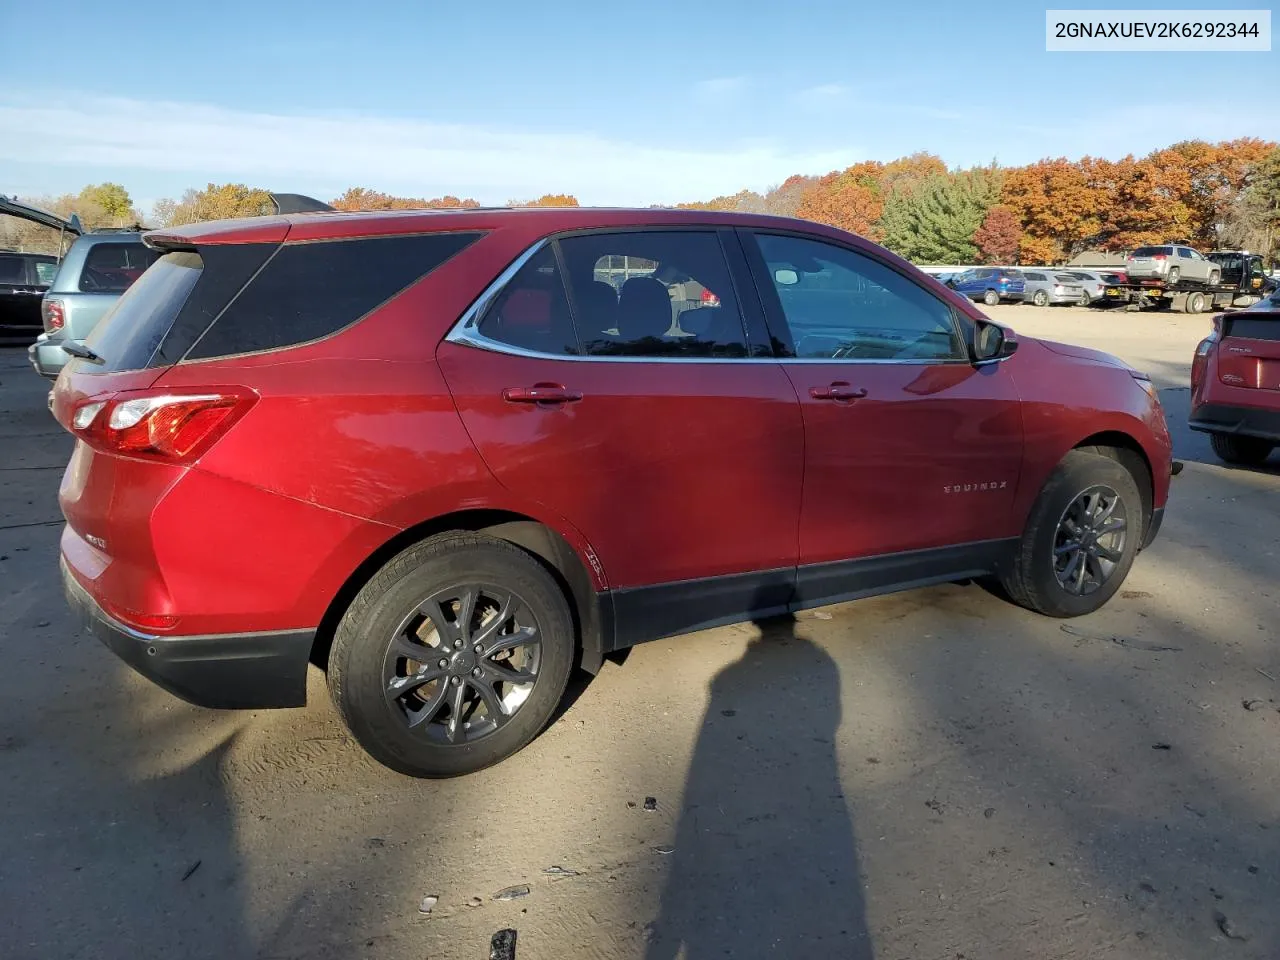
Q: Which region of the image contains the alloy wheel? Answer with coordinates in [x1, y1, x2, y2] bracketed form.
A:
[383, 583, 542, 744]
[1051, 485, 1128, 596]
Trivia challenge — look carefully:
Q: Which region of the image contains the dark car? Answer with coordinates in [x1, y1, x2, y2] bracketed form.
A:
[53, 203, 1172, 778]
[947, 267, 1025, 305]
[0, 250, 58, 343]
[1190, 292, 1280, 465]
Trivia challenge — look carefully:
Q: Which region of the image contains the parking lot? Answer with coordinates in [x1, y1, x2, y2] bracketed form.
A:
[2, 304, 1278, 960]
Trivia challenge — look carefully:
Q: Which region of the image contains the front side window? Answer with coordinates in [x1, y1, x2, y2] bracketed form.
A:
[1177, 247, 1195, 260]
[754, 233, 964, 362]
[557, 231, 748, 358]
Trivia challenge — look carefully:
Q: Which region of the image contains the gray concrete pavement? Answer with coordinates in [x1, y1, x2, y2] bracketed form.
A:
[1, 306, 1277, 960]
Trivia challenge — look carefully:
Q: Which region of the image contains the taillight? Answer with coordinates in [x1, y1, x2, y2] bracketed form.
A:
[701, 288, 721, 307]
[69, 389, 256, 463]
[43, 298, 65, 331]
[1190, 317, 1222, 391]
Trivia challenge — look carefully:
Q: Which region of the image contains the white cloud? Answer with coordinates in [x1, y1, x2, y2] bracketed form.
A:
[692, 76, 749, 104]
[0, 91, 855, 206]
[796, 83, 849, 109]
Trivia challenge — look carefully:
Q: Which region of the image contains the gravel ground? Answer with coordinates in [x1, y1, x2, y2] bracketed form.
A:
[1, 304, 1277, 960]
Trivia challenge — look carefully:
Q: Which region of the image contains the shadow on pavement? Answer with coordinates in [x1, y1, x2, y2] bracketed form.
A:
[645, 611, 874, 960]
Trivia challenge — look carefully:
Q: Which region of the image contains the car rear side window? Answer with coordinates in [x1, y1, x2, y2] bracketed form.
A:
[79, 242, 160, 293]
[557, 231, 749, 359]
[84, 252, 205, 372]
[475, 245, 579, 356]
[186, 232, 482, 360]
[753, 233, 964, 362]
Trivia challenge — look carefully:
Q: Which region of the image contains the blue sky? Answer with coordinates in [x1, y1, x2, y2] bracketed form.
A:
[1, 0, 1275, 215]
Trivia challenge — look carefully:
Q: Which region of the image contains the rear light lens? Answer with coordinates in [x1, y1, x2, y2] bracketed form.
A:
[69, 389, 256, 463]
[700, 288, 721, 307]
[43, 298, 65, 331]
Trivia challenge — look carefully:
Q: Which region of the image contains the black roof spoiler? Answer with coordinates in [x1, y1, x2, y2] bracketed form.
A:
[270, 193, 335, 215]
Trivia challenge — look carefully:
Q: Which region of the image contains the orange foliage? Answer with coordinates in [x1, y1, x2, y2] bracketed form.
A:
[515, 194, 580, 207]
[330, 188, 480, 211]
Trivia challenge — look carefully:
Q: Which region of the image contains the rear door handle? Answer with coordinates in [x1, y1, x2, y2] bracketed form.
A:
[809, 382, 867, 402]
[502, 383, 583, 405]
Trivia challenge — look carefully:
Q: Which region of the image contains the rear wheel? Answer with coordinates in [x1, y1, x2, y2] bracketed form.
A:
[1032, 289, 1049, 307]
[328, 532, 575, 777]
[983, 289, 1000, 306]
[1185, 291, 1206, 314]
[1209, 432, 1275, 466]
[1167, 266, 1181, 285]
[1078, 291, 1091, 306]
[1001, 450, 1143, 618]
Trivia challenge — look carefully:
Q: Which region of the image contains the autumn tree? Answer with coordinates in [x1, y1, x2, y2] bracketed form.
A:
[880, 168, 1001, 263]
[511, 194, 580, 207]
[797, 175, 883, 238]
[677, 189, 766, 212]
[973, 205, 1022, 263]
[0, 183, 144, 253]
[760, 174, 820, 217]
[330, 188, 481, 210]
[153, 183, 274, 226]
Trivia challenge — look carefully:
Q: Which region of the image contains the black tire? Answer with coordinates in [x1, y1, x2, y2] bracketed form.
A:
[1209, 432, 1274, 466]
[1185, 292, 1205, 314]
[1078, 291, 1091, 306]
[983, 289, 1000, 306]
[1167, 266, 1180, 285]
[1001, 450, 1144, 618]
[1033, 289, 1049, 307]
[328, 532, 575, 777]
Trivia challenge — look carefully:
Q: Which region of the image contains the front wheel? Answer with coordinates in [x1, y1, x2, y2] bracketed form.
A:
[328, 532, 575, 777]
[1167, 266, 1181, 285]
[1210, 432, 1274, 466]
[1000, 450, 1143, 617]
[1033, 289, 1049, 307]
[983, 289, 1000, 306]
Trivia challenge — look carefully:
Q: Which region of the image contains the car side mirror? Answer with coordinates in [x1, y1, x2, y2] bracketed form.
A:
[973, 320, 1017, 364]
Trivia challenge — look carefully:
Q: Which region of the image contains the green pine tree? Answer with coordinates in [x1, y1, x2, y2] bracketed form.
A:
[880, 168, 1003, 263]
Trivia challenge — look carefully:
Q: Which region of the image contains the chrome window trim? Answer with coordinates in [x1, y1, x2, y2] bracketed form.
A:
[444, 238, 975, 367]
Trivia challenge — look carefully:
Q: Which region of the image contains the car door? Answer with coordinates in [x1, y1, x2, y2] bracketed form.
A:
[738, 229, 1024, 604]
[438, 229, 805, 642]
[0, 255, 44, 337]
[1178, 247, 1205, 281]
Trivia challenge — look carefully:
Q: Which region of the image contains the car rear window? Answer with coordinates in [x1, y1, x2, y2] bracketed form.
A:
[1131, 246, 1168, 257]
[186, 232, 481, 360]
[84, 252, 205, 372]
[79, 242, 161, 293]
[1226, 315, 1280, 340]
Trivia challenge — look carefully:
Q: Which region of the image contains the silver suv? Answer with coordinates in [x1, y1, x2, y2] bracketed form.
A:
[28, 231, 157, 378]
[1125, 244, 1221, 285]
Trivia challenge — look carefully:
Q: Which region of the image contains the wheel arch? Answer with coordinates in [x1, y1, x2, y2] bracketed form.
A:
[1072, 431, 1154, 538]
[311, 509, 611, 676]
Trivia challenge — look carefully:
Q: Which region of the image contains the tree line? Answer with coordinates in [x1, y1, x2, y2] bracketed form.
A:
[5, 137, 1278, 265]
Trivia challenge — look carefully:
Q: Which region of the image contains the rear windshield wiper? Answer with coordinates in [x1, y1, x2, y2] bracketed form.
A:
[61, 341, 105, 364]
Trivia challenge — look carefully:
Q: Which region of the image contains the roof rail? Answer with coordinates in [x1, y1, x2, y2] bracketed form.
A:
[270, 193, 335, 215]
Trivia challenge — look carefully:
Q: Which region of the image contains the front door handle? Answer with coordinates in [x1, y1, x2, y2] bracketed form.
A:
[502, 383, 583, 405]
[809, 382, 867, 402]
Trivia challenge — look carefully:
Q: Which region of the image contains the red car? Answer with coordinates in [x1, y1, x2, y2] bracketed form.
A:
[52, 205, 1173, 777]
[1190, 293, 1280, 465]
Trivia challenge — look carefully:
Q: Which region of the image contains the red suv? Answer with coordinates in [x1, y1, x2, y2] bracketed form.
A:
[1190, 294, 1280, 465]
[53, 206, 1173, 777]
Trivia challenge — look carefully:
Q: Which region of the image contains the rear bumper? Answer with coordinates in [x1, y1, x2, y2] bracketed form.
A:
[62, 558, 313, 709]
[28, 334, 70, 379]
[1188, 402, 1280, 443]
